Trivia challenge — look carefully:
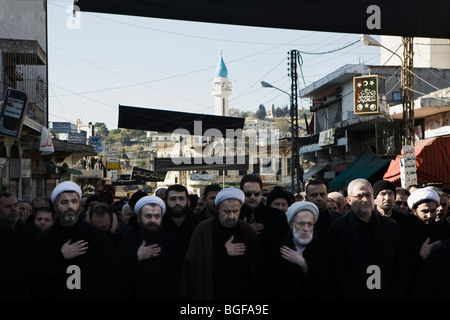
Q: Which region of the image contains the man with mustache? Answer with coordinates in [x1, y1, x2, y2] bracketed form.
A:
[238, 174, 290, 256]
[0, 192, 40, 299]
[118, 195, 184, 299]
[29, 181, 131, 299]
[163, 184, 199, 254]
[372, 180, 411, 228]
[328, 178, 409, 299]
[268, 201, 330, 299]
[180, 187, 265, 300]
[304, 179, 341, 245]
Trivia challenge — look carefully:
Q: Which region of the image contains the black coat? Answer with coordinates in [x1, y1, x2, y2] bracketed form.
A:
[0, 222, 41, 299]
[327, 210, 409, 300]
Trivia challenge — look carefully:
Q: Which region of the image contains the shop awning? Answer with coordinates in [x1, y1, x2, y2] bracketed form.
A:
[328, 151, 391, 191]
[383, 136, 450, 188]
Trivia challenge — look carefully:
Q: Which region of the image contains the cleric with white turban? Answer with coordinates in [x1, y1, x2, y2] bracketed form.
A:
[134, 195, 166, 215]
[407, 187, 440, 210]
[285, 201, 319, 224]
[51, 181, 82, 203]
[215, 187, 245, 206]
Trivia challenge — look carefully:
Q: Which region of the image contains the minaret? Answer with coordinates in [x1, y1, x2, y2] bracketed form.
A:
[212, 53, 232, 116]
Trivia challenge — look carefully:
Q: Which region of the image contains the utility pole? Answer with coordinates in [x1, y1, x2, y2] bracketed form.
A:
[402, 37, 415, 146]
[289, 50, 302, 194]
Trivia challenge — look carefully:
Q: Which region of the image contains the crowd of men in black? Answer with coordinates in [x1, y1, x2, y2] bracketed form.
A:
[1, 174, 450, 300]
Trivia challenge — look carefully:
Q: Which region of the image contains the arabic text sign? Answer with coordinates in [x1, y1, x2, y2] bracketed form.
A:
[353, 75, 386, 115]
[400, 145, 417, 189]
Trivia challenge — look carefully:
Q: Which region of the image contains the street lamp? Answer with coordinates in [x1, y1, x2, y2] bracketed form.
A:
[261, 81, 291, 97]
[261, 80, 300, 194]
[360, 34, 403, 64]
[360, 34, 415, 146]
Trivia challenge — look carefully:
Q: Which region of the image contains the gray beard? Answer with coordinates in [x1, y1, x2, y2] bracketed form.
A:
[293, 229, 313, 246]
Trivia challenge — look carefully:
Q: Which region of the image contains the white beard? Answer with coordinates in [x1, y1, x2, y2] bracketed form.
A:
[293, 229, 313, 246]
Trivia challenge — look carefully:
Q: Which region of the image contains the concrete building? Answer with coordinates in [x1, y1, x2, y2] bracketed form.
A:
[299, 63, 450, 192]
[0, 1, 96, 199]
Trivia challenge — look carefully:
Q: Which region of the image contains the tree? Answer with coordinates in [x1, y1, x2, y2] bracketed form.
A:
[255, 104, 266, 120]
[94, 122, 109, 137]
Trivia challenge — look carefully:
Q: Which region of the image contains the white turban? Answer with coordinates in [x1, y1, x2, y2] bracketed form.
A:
[134, 195, 166, 215]
[407, 187, 440, 210]
[51, 181, 82, 203]
[215, 187, 245, 206]
[285, 201, 319, 224]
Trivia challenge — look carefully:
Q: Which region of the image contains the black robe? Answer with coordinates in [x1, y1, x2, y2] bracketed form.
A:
[400, 220, 450, 296]
[268, 231, 330, 299]
[118, 229, 184, 299]
[411, 238, 450, 299]
[180, 217, 266, 300]
[29, 217, 131, 299]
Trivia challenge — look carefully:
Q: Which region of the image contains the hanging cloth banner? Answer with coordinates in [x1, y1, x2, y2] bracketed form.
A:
[40, 127, 54, 155]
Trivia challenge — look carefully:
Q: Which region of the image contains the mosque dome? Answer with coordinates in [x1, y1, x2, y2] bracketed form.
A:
[215, 55, 228, 78]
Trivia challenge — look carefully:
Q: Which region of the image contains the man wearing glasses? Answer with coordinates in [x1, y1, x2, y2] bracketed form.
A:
[238, 174, 290, 256]
[327, 178, 409, 299]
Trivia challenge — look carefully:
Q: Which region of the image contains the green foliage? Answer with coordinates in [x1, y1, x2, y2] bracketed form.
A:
[255, 104, 266, 120]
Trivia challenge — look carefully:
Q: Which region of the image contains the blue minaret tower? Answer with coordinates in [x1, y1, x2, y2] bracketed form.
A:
[212, 52, 232, 116]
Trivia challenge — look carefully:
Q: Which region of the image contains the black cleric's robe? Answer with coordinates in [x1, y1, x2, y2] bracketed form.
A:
[267, 231, 330, 300]
[29, 217, 131, 299]
[118, 229, 184, 299]
[400, 221, 450, 296]
[180, 217, 266, 300]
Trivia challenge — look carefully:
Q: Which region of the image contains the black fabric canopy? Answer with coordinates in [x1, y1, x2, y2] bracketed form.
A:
[118, 105, 245, 136]
[75, 0, 449, 38]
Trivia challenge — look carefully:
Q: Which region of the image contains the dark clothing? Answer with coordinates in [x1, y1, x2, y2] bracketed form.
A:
[108, 223, 135, 247]
[180, 217, 265, 300]
[193, 208, 215, 224]
[411, 238, 450, 299]
[118, 229, 184, 299]
[375, 207, 411, 228]
[268, 231, 329, 299]
[314, 208, 341, 245]
[400, 221, 450, 296]
[327, 210, 409, 300]
[162, 210, 198, 254]
[239, 203, 290, 255]
[0, 222, 41, 299]
[29, 217, 131, 299]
